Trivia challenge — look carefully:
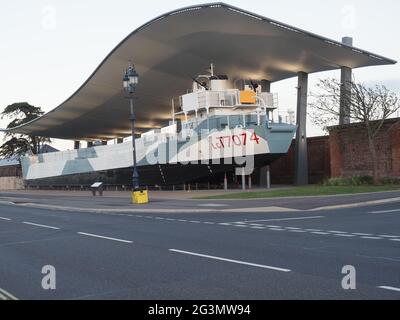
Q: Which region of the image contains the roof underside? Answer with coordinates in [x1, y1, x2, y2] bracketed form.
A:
[6, 2, 396, 140]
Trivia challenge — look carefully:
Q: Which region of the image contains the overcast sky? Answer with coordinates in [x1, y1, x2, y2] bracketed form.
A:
[1, 0, 399, 151]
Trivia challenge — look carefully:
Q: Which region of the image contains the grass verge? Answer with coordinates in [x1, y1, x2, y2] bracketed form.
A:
[196, 185, 400, 200]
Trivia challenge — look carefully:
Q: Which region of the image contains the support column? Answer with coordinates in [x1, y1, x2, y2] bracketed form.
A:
[340, 37, 353, 125]
[117, 138, 124, 144]
[224, 172, 228, 191]
[294, 72, 309, 186]
[74, 141, 80, 150]
[259, 165, 272, 188]
[241, 167, 246, 191]
[87, 141, 93, 148]
[248, 175, 252, 190]
[261, 79, 271, 93]
[101, 141, 107, 146]
[260, 79, 272, 186]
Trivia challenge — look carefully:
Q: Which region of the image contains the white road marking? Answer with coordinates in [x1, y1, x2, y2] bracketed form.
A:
[0, 217, 12, 221]
[203, 222, 215, 225]
[370, 209, 400, 214]
[328, 231, 348, 234]
[352, 233, 373, 236]
[22, 222, 60, 230]
[360, 236, 383, 240]
[251, 226, 266, 229]
[0, 288, 18, 300]
[289, 230, 307, 233]
[311, 232, 330, 235]
[233, 224, 248, 228]
[178, 219, 187, 222]
[379, 235, 400, 238]
[235, 216, 324, 223]
[249, 224, 264, 227]
[334, 234, 355, 237]
[269, 228, 285, 231]
[166, 218, 176, 221]
[377, 286, 400, 292]
[390, 239, 400, 242]
[285, 227, 301, 230]
[77, 232, 133, 243]
[169, 249, 291, 272]
[198, 204, 228, 207]
[305, 229, 321, 232]
[190, 221, 201, 223]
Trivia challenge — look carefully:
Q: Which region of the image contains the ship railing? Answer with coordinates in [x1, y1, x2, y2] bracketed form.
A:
[178, 90, 277, 114]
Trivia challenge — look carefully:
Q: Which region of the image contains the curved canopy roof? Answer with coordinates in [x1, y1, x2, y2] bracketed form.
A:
[5, 2, 396, 140]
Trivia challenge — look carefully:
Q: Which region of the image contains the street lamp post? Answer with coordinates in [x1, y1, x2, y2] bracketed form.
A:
[123, 63, 140, 191]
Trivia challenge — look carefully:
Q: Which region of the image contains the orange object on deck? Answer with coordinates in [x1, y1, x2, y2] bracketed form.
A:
[240, 90, 256, 104]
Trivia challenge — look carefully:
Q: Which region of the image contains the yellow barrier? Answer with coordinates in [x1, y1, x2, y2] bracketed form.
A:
[132, 189, 149, 204]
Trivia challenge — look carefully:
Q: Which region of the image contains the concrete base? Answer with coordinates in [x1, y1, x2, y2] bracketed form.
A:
[0, 177, 24, 190]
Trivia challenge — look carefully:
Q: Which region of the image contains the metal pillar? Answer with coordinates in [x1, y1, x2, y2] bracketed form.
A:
[259, 165, 272, 188]
[241, 167, 246, 190]
[259, 80, 272, 188]
[74, 141, 80, 150]
[101, 141, 107, 146]
[294, 72, 309, 186]
[87, 141, 93, 148]
[266, 165, 271, 189]
[248, 175, 252, 190]
[224, 172, 228, 191]
[339, 37, 353, 125]
[117, 138, 124, 144]
[261, 79, 271, 93]
[130, 99, 140, 190]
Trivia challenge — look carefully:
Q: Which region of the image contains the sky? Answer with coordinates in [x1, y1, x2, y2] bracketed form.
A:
[0, 0, 399, 151]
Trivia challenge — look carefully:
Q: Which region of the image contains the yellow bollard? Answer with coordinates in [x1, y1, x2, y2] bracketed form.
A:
[131, 189, 149, 204]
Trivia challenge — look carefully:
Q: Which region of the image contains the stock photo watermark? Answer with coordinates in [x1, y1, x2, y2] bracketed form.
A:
[41, 5, 57, 30]
[142, 128, 258, 175]
[41, 265, 56, 290]
[341, 4, 357, 30]
[341, 265, 356, 290]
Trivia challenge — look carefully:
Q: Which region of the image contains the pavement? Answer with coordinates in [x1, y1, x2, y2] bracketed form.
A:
[1, 189, 400, 212]
[0, 190, 399, 299]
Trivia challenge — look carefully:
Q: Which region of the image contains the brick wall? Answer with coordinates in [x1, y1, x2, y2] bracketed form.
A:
[270, 136, 331, 184]
[0, 164, 22, 177]
[328, 118, 400, 178]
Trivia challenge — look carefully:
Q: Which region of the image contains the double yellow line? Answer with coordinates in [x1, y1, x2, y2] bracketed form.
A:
[0, 288, 18, 300]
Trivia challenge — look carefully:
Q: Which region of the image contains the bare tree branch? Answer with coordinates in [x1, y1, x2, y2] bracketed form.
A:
[309, 77, 400, 184]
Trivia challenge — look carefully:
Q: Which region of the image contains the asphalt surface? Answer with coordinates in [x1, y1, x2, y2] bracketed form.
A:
[1, 190, 400, 210]
[0, 195, 399, 299]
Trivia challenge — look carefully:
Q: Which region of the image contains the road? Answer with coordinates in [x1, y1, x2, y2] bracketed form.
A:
[0, 197, 399, 299]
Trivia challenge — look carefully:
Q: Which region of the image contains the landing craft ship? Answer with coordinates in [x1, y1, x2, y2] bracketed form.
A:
[21, 65, 297, 187]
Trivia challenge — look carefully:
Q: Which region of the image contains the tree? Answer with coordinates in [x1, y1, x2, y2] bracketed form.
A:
[0, 102, 50, 158]
[309, 78, 400, 185]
